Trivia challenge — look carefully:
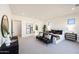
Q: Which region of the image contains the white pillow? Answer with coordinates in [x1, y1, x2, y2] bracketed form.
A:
[0, 37, 6, 47]
[46, 34, 51, 39]
[39, 32, 43, 37]
[48, 35, 51, 39]
[4, 37, 11, 46]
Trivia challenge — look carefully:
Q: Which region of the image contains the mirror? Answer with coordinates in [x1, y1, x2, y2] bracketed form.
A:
[1, 15, 9, 37]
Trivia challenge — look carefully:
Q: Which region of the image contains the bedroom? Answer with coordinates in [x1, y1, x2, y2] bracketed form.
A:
[0, 4, 79, 54]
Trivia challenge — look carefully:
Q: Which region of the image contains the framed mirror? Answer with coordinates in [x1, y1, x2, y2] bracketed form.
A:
[1, 15, 9, 37]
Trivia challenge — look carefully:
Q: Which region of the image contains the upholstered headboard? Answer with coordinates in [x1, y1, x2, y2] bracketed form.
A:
[50, 30, 63, 35]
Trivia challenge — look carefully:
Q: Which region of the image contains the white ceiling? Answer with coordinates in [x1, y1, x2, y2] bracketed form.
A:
[9, 4, 79, 20]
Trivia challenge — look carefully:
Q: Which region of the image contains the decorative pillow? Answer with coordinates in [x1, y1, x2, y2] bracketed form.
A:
[45, 34, 51, 39]
[4, 37, 11, 46]
[47, 34, 51, 39]
[39, 32, 43, 37]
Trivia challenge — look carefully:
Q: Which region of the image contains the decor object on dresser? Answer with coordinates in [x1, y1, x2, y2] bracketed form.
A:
[65, 33, 77, 41]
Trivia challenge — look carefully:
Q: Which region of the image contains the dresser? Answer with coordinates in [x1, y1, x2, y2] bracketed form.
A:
[0, 36, 19, 54]
[65, 33, 77, 41]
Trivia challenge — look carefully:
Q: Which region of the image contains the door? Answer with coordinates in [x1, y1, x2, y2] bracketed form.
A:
[11, 20, 21, 37]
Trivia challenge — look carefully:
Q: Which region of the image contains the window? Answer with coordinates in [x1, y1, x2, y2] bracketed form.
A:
[67, 18, 75, 25]
[26, 24, 33, 34]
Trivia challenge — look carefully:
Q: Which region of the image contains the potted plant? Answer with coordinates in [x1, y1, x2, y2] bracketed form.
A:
[43, 25, 47, 32]
[43, 25, 47, 37]
[35, 25, 38, 30]
[35, 25, 39, 36]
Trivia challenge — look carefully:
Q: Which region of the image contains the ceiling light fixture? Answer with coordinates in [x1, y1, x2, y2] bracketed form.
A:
[72, 7, 75, 10]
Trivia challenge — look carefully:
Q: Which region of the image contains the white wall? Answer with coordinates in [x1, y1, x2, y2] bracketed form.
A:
[12, 15, 43, 37]
[0, 4, 78, 41]
[0, 4, 12, 37]
[12, 12, 79, 41]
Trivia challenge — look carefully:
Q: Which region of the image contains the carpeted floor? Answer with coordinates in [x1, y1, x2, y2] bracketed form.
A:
[19, 36, 79, 54]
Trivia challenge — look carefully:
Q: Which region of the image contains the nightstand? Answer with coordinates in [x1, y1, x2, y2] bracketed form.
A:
[65, 33, 77, 41]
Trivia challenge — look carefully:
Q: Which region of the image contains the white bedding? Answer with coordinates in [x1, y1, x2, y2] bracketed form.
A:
[53, 33, 65, 44]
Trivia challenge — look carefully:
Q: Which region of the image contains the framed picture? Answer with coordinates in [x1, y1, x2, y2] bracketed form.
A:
[67, 18, 75, 25]
[26, 23, 33, 34]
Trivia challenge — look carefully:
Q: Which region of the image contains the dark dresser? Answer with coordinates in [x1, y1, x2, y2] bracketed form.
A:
[0, 36, 19, 54]
[65, 33, 77, 41]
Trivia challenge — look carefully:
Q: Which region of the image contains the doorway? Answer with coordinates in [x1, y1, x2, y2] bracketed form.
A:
[11, 20, 22, 37]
